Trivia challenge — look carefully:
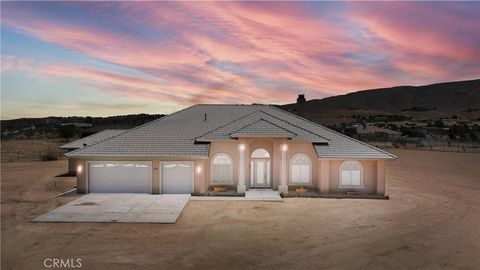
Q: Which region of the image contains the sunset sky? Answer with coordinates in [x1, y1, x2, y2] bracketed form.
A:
[1, 1, 479, 120]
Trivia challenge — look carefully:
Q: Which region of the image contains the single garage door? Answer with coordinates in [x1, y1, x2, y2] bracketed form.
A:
[88, 161, 152, 193]
[162, 161, 194, 194]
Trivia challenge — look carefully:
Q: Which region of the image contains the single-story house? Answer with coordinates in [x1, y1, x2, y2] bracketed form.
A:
[60, 122, 93, 128]
[419, 126, 449, 138]
[60, 129, 127, 175]
[355, 124, 402, 141]
[67, 104, 396, 195]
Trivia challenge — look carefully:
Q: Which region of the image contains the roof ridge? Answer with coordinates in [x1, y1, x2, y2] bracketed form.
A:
[194, 104, 257, 106]
[196, 108, 329, 142]
[194, 108, 263, 141]
[267, 105, 397, 159]
[257, 109, 330, 142]
[230, 118, 298, 136]
[66, 105, 199, 156]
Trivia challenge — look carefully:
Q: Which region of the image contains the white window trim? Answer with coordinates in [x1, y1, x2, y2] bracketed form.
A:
[338, 160, 365, 189]
[210, 153, 234, 185]
[288, 153, 312, 185]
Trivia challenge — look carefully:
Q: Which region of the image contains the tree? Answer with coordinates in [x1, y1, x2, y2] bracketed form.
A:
[448, 124, 475, 140]
[58, 125, 76, 139]
[400, 125, 425, 138]
[433, 120, 445, 128]
[344, 127, 357, 137]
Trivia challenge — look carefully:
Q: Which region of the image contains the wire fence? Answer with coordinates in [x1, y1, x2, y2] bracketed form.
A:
[1, 139, 68, 162]
[1, 150, 67, 162]
[367, 139, 480, 153]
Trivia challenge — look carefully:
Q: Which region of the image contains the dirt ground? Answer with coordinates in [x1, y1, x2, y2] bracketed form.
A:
[1, 149, 479, 269]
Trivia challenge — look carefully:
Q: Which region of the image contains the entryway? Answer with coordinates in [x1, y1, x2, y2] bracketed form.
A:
[250, 149, 271, 188]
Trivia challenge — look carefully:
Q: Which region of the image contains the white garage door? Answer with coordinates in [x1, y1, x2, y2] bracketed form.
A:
[88, 161, 152, 193]
[162, 161, 194, 194]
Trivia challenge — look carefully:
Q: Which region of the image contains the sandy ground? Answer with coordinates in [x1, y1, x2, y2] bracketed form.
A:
[1, 149, 479, 269]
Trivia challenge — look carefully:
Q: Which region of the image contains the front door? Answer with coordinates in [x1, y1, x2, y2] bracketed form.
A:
[251, 158, 271, 188]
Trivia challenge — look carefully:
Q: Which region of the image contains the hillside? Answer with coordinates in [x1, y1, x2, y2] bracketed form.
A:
[2, 79, 479, 138]
[279, 79, 480, 124]
[1, 114, 164, 140]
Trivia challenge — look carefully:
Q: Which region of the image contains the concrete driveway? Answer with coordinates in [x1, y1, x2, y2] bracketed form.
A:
[33, 194, 190, 223]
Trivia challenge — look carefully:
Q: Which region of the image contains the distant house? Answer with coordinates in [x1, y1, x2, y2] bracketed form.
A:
[60, 122, 93, 128]
[355, 124, 402, 141]
[60, 129, 127, 175]
[420, 127, 449, 138]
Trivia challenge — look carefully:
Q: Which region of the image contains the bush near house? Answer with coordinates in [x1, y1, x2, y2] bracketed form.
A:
[41, 151, 58, 161]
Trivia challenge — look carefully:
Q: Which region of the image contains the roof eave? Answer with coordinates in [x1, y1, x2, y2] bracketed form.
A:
[316, 155, 397, 160]
[65, 154, 210, 159]
[60, 146, 79, 149]
[230, 134, 295, 138]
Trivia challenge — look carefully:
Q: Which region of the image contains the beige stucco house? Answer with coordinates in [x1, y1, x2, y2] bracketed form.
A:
[67, 104, 396, 195]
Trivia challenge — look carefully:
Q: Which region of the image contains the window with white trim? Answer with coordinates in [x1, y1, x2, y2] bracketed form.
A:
[340, 161, 363, 187]
[289, 154, 311, 184]
[211, 153, 233, 184]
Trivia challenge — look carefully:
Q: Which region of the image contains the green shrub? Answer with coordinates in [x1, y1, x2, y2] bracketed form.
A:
[41, 152, 57, 161]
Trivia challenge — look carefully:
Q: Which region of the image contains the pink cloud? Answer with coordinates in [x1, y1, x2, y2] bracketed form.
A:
[1, 55, 17, 72]
[348, 2, 480, 85]
[350, 2, 480, 62]
[2, 1, 479, 111]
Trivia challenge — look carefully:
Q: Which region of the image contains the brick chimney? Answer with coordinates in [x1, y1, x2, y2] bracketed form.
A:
[296, 94, 306, 116]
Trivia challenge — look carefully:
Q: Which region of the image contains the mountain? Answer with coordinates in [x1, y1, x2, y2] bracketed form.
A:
[279, 79, 480, 124]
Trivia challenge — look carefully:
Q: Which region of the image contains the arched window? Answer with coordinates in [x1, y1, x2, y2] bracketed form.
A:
[289, 154, 311, 184]
[339, 161, 363, 187]
[211, 153, 233, 184]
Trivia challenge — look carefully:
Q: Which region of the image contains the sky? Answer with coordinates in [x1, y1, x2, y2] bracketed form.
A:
[1, 1, 479, 120]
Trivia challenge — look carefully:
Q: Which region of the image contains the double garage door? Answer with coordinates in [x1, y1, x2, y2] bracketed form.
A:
[88, 161, 193, 194]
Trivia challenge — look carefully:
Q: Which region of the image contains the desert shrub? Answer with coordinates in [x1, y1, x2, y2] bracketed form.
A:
[41, 152, 58, 161]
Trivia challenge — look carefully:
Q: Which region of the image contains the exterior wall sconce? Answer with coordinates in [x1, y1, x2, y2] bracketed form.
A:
[77, 165, 83, 173]
[196, 165, 202, 174]
[238, 143, 246, 151]
[281, 144, 288, 152]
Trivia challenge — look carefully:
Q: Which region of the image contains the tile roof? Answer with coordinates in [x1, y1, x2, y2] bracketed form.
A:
[196, 110, 327, 142]
[67, 105, 396, 159]
[231, 119, 296, 138]
[60, 129, 128, 149]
